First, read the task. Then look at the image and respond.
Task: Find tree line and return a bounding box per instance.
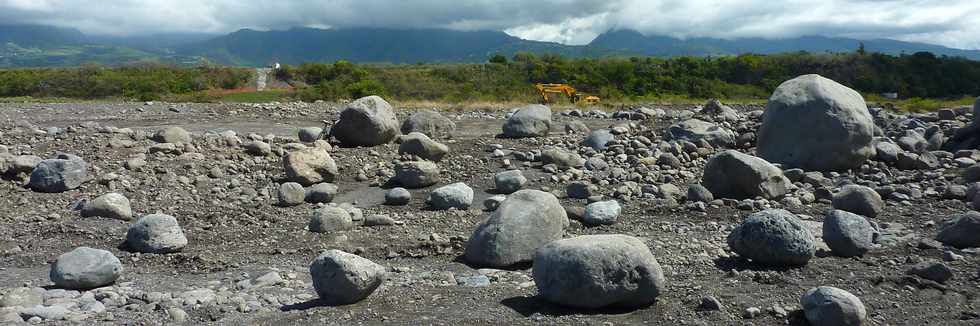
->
[0,51,978,102]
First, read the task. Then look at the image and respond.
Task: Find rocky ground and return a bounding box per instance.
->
[0,92,979,325]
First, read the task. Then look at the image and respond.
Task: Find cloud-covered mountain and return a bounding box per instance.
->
[3,24,980,68]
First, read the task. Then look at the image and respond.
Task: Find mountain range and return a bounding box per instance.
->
[2,24,979,68]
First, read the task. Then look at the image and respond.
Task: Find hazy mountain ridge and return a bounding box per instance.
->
[2,24,979,67]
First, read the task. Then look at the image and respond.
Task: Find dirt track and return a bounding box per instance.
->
[1,101,978,325]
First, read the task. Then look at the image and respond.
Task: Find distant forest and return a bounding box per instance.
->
[1,51,978,103]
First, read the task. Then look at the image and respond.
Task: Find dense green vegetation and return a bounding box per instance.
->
[280,51,980,103]
[0,64,250,101]
[0,51,977,106]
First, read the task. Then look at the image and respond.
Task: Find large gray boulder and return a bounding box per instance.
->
[152,126,191,144]
[401,110,456,139]
[331,96,399,147]
[81,193,133,220]
[757,74,875,171]
[666,119,736,148]
[283,147,338,186]
[49,247,122,290]
[702,150,790,200]
[309,250,386,305]
[28,154,88,193]
[936,211,980,248]
[126,214,188,254]
[392,161,440,188]
[823,210,876,257]
[727,209,816,266]
[800,286,867,326]
[398,132,449,162]
[427,182,474,210]
[832,185,884,218]
[502,105,552,138]
[533,234,666,309]
[464,190,569,267]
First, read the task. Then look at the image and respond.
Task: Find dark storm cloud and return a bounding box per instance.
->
[1,0,977,49]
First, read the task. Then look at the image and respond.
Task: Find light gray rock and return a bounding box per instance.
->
[936,211,980,248]
[564,121,590,134]
[533,234,665,309]
[305,183,338,204]
[283,147,338,186]
[28,154,88,193]
[582,129,615,151]
[401,110,456,139]
[243,141,272,156]
[666,119,736,148]
[6,155,41,177]
[465,190,569,267]
[502,104,552,138]
[493,170,526,194]
[49,247,122,290]
[727,209,816,266]
[832,185,884,218]
[126,214,187,254]
[18,305,69,321]
[392,161,440,188]
[277,182,306,206]
[801,286,867,326]
[703,150,790,200]
[363,214,396,226]
[582,200,621,226]
[152,126,191,144]
[427,182,474,210]
[398,132,450,162]
[701,99,741,121]
[823,210,875,257]
[330,95,399,147]
[384,187,411,205]
[309,250,386,305]
[540,148,584,169]
[81,193,132,220]
[757,74,875,171]
[0,287,43,308]
[308,206,353,233]
[297,127,323,142]
[874,141,900,164]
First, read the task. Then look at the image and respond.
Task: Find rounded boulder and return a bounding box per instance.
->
[757,74,875,171]
[533,234,666,309]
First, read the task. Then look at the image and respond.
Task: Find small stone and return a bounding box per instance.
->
[277,182,306,207]
[907,261,953,283]
[309,250,386,305]
[304,183,338,204]
[384,187,411,205]
[126,214,188,254]
[81,193,133,220]
[309,206,353,233]
[427,182,474,210]
[494,170,527,194]
[801,286,867,326]
[698,296,722,311]
[582,200,621,226]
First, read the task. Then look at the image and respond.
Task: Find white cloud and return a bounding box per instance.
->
[1,0,978,49]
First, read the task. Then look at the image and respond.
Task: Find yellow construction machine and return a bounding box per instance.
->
[534,83,600,105]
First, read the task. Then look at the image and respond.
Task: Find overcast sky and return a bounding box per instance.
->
[2,0,979,49]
